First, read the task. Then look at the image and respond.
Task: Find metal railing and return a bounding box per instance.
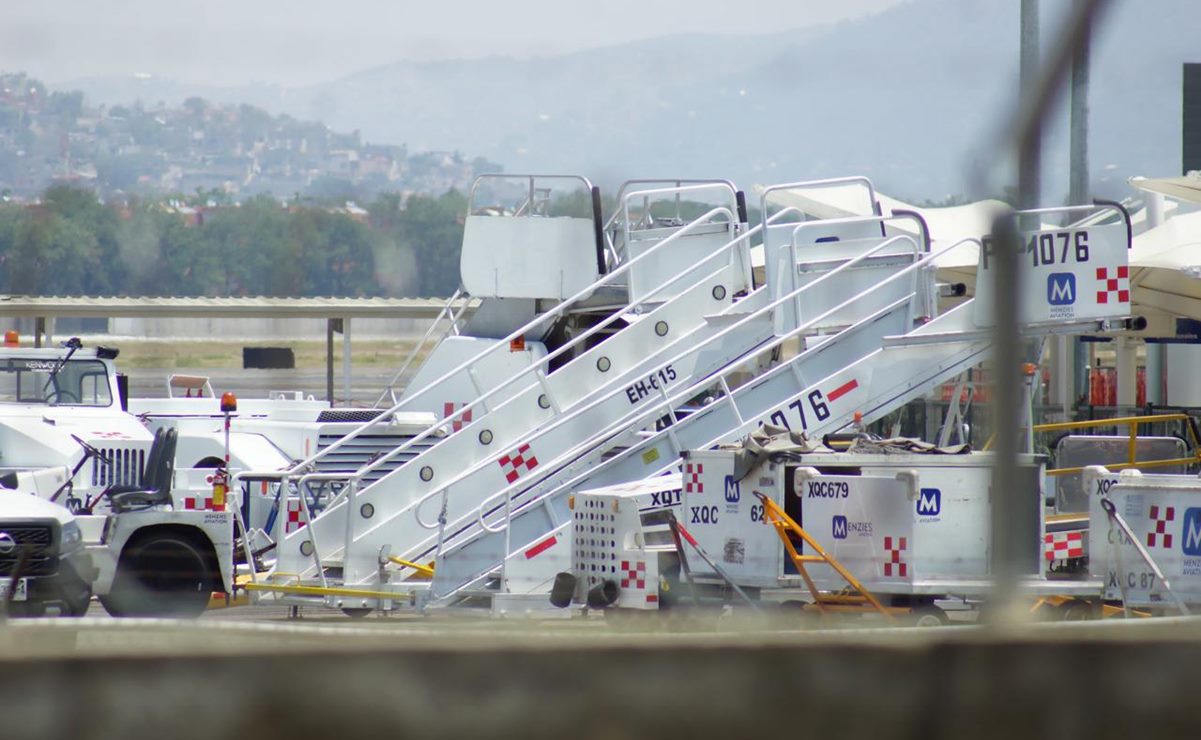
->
[1036,413,1201,476]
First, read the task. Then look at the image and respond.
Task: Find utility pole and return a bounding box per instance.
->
[1067,0,1092,414]
[1018,0,1041,210]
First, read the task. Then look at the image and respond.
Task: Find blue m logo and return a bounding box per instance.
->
[917,488,941,516]
[723,475,740,504]
[1183,508,1201,556]
[832,515,847,539]
[1047,273,1076,306]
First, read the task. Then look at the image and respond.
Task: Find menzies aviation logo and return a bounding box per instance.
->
[832,515,848,540]
[723,475,741,504]
[1047,273,1076,306]
[1183,508,1201,557]
[917,488,941,517]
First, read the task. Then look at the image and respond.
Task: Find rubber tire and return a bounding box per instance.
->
[341,608,373,619]
[910,605,949,628]
[100,534,212,618]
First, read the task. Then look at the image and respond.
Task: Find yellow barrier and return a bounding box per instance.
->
[986,413,1201,476]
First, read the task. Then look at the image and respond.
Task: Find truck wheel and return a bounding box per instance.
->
[910,605,949,627]
[341,608,373,618]
[100,533,212,618]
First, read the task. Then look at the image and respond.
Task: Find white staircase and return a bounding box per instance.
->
[265,178,938,601]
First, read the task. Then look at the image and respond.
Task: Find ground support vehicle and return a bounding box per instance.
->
[1085,465,1201,614]
[0,339,239,617]
[246,176,768,611]
[0,488,95,617]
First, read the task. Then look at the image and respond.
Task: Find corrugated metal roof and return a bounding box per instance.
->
[0,295,478,319]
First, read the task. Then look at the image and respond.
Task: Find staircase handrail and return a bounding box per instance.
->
[372,288,471,408]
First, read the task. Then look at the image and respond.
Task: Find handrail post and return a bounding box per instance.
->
[429,489,450,600]
[344,477,358,574]
[500,491,512,594]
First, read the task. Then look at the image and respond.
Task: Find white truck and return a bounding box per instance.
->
[0,337,235,616]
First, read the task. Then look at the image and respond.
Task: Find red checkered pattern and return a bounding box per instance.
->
[1147,505,1175,548]
[285,498,308,534]
[182,496,215,511]
[620,560,647,590]
[442,402,473,432]
[497,443,539,484]
[684,462,703,493]
[1095,266,1130,304]
[883,536,908,577]
[1044,531,1085,561]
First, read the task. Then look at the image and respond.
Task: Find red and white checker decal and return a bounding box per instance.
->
[182,496,215,511]
[442,402,473,432]
[883,536,908,577]
[684,462,703,493]
[91,431,131,439]
[1147,505,1175,548]
[826,378,859,403]
[497,443,539,484]
[1044,531,1085,561]
[285,498,308,534]
[1095,266,1130,304]
[620,560,647,590]
[523,535,557,560]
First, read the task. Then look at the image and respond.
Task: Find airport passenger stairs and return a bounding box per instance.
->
[265,178,768,590]
[266,180,946,603]
[417,203,1141,608]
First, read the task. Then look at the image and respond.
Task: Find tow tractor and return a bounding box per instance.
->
[0,332,235,616]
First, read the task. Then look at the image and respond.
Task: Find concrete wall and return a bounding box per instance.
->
[2,619,1201,740]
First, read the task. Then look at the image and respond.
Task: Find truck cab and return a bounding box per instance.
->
[0,339,152,513]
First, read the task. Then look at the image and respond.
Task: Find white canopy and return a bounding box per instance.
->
[1127,209,1201,321]
[1129,173,1201,205]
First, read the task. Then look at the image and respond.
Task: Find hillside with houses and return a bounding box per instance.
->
[0,72,501,202]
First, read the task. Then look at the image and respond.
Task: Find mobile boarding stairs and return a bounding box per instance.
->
[242,179,1137,614]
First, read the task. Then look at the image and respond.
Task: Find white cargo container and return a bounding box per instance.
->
[680,447,1078,600]
[1086,466,1201,609]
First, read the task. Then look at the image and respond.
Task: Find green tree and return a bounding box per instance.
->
[393,189,466,296]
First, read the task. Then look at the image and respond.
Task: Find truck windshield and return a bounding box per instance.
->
[0,358,114,407]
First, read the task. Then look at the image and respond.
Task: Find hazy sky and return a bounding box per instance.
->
[2,0,907,87]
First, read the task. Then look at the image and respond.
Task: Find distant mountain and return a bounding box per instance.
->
[64,0,1201,203]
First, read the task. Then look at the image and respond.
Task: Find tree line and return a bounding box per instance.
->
[0,186,468,298]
